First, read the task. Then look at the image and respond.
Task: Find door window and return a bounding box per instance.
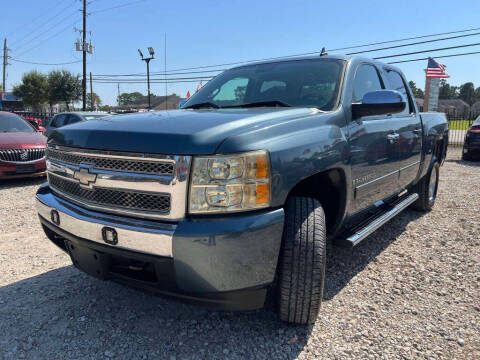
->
[353,65,384,103]
[385,70,411,114]
[51,114,67,127]
[65,114,82,125]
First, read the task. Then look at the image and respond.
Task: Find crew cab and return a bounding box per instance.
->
[36,55,448,324]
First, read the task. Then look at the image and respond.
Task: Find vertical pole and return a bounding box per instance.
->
[164,33,167,110]
[89,72,93,111]
[423,77,431,112]
[117,83,120,106]
[146,59,151,110]
[82,0,87,111]
[2,38,7,93]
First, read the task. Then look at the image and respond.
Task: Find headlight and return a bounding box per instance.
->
[189,150,271,214]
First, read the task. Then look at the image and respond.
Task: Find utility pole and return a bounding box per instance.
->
[2,38,8,92]
[117,83,120,106]
[164,33,167,110]
[138,47,154,110]
[82,0,87,111]
[89,72,93,111]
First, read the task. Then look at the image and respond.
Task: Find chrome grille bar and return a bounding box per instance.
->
[0,148,46,163]
[46,146,191,220]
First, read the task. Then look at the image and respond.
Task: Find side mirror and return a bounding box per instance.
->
[38,126,46,133]
[178,99,188,109]
[352,90,406,119]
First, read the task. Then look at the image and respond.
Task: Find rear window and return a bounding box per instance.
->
[82,114,108,121]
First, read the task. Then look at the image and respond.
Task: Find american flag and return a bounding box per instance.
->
[426,58,450,78]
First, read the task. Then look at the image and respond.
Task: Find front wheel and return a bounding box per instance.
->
[412,161,440,211]
[277,197,327,325]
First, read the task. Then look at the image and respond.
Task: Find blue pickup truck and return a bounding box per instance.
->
[37,55,448,324]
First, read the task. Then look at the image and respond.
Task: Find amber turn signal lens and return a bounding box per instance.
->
[256,183,270,205]
[256,155,268,179]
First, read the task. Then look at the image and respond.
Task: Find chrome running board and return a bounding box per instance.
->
[338,193,419,247]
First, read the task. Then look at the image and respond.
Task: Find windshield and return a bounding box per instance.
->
[0,113,35,133]
[82,114,108,121]
[183,59,344,111]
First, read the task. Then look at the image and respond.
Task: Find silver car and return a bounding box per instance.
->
[45,112,110,136]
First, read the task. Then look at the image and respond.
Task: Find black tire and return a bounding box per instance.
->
[462,146,472,161]
[412,161,440,211]
[277,197,326,325]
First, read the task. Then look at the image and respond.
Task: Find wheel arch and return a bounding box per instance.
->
[286,168,347,236]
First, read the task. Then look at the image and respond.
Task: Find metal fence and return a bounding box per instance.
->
[445,110,480,147]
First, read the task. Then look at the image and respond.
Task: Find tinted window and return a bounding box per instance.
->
[385,70,410,114]
[65,115,82,125]
[184,59,344,111]
[0,113,35,133]
[51,114,67,127]
[353,65,383,103]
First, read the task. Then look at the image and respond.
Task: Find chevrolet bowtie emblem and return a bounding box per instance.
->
[73,167,97,189]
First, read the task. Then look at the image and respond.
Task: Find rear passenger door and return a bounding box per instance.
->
[348,64,402,213]
[383,68,422,190]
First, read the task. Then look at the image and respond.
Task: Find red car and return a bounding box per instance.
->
[0,111,47,179]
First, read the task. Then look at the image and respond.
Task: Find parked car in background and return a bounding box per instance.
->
[44,112,110,136]
[22,116,46,133]
[0,111,47,179]
[462,116,480,160]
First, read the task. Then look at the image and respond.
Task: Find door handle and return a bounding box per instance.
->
[386,133,400,141]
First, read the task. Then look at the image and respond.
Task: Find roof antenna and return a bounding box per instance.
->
[320,47,328,56]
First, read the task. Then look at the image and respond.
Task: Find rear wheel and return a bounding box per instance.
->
[462,146,472,161]
[412,161,440,211]
[277,197,326,325]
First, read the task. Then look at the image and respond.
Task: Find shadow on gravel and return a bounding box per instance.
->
[324,209,426,301]
[0,177,45,190]
[0,265,311,359]
[445,159,480,166]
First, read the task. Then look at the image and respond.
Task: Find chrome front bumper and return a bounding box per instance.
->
[36,187,175,257]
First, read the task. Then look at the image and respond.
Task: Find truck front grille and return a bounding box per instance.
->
[46,148,174,175]
[46,146,191,220]
[49,174,171,213]
[0,148,45,163]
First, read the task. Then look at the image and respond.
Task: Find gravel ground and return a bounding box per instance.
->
[0,148,479,360]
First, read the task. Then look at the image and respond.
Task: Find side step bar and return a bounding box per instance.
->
[337,193,419,247]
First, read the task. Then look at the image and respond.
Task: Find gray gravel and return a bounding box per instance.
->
[0,148,479,360]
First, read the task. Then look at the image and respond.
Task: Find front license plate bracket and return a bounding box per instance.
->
[65,240,111,280]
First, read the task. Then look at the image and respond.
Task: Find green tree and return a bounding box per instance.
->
[12,71,48,111]
[438,79,458,100]
[474,87,480,104]
[118,91,144,105]
[408,80,424,98]
[87,92,102,109]
[47,70,82,110]
[458,82,475,105]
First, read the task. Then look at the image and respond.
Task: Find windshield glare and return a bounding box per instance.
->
[0,114,35,133]
[184,59,343,111]
[83,114,108,121]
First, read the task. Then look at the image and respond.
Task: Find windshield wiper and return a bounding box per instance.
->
[223,100,292,109]
[184,102,219,109]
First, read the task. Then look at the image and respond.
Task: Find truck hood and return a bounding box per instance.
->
[48,108,319,154]
[0,132,46,149]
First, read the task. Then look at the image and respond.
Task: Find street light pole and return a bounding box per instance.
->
[138,48,154,110]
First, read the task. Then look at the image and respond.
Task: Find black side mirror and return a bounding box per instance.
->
[352,90,406,119]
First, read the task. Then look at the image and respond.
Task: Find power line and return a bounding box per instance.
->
[94,68,227,77]
[10,58,82,65]
[12,11,79,53]
[346,31,480,55]
[8,0,72,45]
[373,42,480,60]
[387,50,480,64]
[89,0,147,14]
[329,26,480,51]
[14,20,80,58]
[10,4,78,49]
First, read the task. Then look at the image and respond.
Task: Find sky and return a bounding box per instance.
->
[1,0,480,106]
